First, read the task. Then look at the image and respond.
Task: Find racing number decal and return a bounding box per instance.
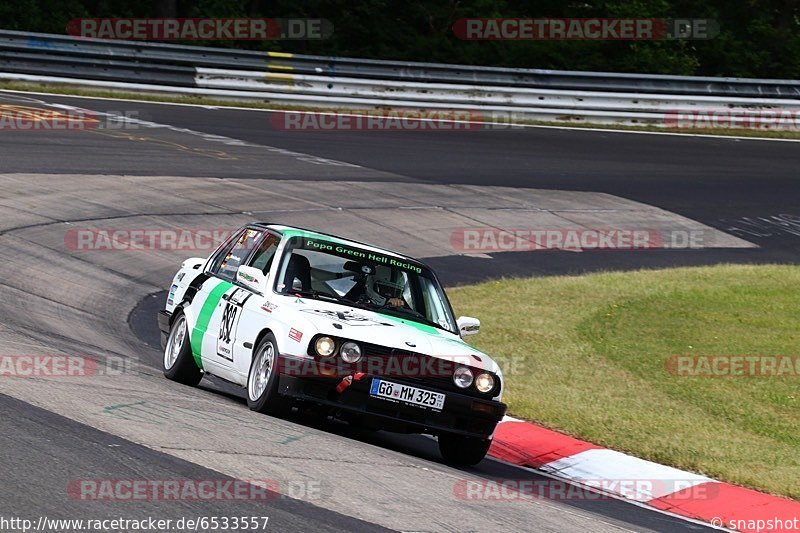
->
[216,301,239,361]
[216,288,250,361]
[219,304,238,340]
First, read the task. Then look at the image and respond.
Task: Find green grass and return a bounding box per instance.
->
[3,80,800,139]
[448,265,800,500]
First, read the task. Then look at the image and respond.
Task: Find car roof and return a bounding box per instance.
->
[252,223,424,265]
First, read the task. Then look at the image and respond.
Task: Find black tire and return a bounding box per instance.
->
[163,311,203,386]
[246,333,289,415]
[438,433,492,466]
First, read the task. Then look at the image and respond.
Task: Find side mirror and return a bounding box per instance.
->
[237,266,269,294]
[457,316,481,336]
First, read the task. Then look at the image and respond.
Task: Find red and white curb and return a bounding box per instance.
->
[488,416,800,532]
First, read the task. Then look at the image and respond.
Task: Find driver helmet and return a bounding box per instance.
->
[365,267,404,305]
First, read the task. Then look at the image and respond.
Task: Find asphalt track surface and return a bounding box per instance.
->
[2,89,797,532]
[3,92,799,281]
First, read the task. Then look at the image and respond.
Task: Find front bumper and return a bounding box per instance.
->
[278,373,507,439]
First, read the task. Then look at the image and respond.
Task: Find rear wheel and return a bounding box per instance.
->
[163,312,202,386]
[438,433,492,465]
[247,333,289,415]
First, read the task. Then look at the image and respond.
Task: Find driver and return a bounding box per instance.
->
[364,268,407,308]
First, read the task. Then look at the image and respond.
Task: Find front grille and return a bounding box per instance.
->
[360,342,499,399]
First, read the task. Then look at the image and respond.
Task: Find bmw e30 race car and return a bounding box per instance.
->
[158,223,506,464]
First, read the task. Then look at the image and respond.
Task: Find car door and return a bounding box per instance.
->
[192,227,263,379]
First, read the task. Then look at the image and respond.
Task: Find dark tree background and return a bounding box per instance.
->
[1,0,798,78]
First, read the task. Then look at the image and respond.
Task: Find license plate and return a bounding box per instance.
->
[370,378,445,411]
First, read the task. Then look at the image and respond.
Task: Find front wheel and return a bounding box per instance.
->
[163,312,203,386]
[438,433,492,465]
[247,333,289,415]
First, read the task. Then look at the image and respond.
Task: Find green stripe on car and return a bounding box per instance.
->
[190,280,234,368]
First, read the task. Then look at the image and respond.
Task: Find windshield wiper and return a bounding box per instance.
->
[391,307,441,327]
[289,289,341,302]
[326,296,454,333]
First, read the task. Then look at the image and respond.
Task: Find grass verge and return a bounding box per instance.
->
[2,81,800,140]
[448,264,800,500]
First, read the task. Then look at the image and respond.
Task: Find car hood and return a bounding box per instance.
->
[288,298,499,374]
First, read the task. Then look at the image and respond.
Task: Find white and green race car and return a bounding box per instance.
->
[158,224,506,464]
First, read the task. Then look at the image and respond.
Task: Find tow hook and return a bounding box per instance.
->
[335,372,366,394]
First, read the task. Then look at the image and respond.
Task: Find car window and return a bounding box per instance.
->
[212,228,263,281]
[279,249,344,293]
[274,237,457,333]
[207,228,245,275]
[249,232,281,274]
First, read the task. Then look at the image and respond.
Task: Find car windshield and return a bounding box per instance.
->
[274,236,457,334]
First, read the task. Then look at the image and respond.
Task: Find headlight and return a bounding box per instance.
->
[453,366,474,388]
[315,336,336,357]
[340,341,362,363]
[474,372,495,393]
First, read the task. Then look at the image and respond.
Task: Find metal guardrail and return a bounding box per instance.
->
[1,29,799,126]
